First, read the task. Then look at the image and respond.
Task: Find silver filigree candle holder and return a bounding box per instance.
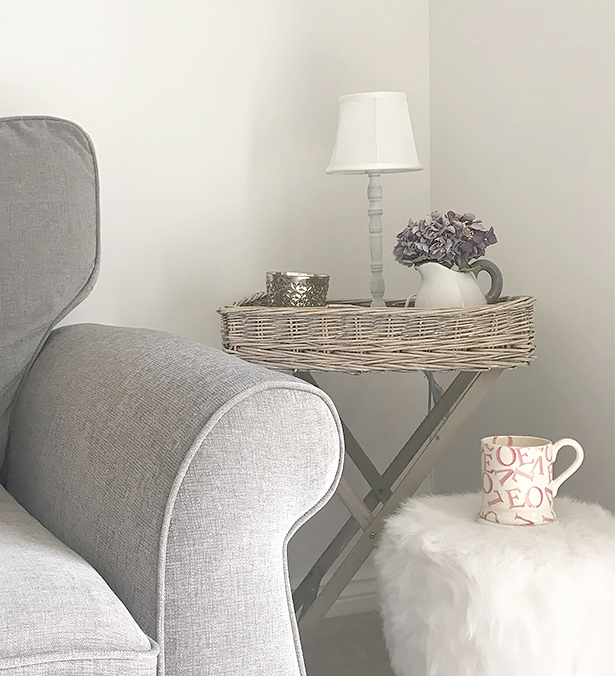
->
[266,271,330,307]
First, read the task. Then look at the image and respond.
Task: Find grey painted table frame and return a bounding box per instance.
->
[292,368,503,643]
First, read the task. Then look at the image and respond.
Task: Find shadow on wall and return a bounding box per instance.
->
[107,0,428,345]
[246,6,353,293]
[246,0,427,303]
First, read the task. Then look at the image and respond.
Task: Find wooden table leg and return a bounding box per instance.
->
[293,371,478,614]
[296,369,502,642]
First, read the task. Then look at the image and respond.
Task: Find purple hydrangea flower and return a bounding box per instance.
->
[393,210,497,271]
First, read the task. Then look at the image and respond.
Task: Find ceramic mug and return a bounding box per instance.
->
[478,435,584,525]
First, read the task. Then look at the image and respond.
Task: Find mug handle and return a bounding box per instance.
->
[470,259,503,304]
[551,438,584,496]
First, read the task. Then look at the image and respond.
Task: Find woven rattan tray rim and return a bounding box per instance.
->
[218,294,535,316]
[218,294,536,373]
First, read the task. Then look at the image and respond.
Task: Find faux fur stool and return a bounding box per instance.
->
[375,493,615,676]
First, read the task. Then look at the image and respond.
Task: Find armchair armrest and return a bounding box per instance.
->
[5,324,343,676]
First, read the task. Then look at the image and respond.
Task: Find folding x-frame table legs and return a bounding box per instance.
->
[293,369,503,643]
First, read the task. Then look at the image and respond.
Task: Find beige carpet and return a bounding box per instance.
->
[303,611,395,676]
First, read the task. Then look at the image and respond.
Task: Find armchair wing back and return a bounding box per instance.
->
[0,116,345,676]
[0,117,99,469]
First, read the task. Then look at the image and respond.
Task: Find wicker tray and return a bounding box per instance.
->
[218,294,536,373]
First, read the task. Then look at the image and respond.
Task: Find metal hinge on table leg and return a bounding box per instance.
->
[294,565,325,619]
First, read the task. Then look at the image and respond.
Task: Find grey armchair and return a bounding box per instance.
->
[0,117,344,676]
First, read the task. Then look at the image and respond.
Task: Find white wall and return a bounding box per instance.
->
[430,0,615,511]
[0,0,431,611]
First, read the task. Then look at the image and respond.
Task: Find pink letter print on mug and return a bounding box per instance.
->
[479,435,584,526]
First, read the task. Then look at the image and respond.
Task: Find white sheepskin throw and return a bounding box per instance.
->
[375,493,615,676]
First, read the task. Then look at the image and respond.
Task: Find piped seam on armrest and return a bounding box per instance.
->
[155,379,344,676]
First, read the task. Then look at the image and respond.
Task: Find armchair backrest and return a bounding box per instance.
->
[0,117,99,471]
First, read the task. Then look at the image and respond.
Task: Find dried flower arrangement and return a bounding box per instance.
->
[393,211,497,272]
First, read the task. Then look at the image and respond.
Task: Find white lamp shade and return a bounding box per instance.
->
[326,91,423,174]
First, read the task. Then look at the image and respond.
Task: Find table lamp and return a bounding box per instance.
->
[326,92,423,307]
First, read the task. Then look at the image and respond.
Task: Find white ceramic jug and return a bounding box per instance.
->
[414,260,503,309]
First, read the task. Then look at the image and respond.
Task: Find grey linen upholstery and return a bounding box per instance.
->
[0,117,99,470]
[0,115,343,675]
[5,323,344,676]
[0,485,158,676]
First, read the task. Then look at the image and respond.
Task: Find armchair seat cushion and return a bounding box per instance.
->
[0,486,158,676]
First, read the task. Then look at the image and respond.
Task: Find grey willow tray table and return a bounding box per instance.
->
[218,296,536,641]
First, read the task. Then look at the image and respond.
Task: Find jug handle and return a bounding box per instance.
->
[469,259,503,304]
